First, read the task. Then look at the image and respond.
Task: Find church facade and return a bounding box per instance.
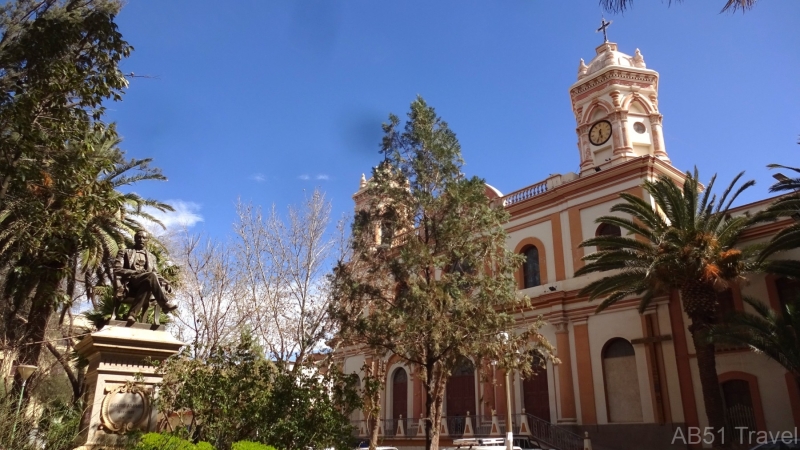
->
[337,41,799,450]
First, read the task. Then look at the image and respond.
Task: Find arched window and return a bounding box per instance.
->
[602,338,643,423]
[596,223,621,238]
[392,368,408,422]
[522,246,541,288]
[595,223,621,251]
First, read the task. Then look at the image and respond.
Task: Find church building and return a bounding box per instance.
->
[336,38,799,450]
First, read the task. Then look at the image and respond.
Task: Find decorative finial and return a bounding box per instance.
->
[633,48,646,68]
[578,58,588,79]
[359,173,366,188]
[596,17,612,43]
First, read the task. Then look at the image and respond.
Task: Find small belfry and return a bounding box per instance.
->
[570,32,668,175]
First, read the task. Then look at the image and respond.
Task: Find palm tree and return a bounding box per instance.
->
[0,128,172,399]
[600,0,757,14]
[575,169,756,449]
[709,295,800,393]
[754,163,800,278]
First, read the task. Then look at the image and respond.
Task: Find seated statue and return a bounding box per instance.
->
[113,230,178,325]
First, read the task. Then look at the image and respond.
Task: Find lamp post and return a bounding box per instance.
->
[11,364,37,443]
[505,368,513,450]
[497,332,514,450]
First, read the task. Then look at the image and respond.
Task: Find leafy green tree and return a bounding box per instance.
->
[600,0,757,14]
[0,0,168,397]
[575,170,755,449]
[0,128,171,400]
[157,332,359,450]
[0,0,130,208]
[329,97,553,450]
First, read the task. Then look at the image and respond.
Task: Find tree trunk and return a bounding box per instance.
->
[425,362,446,450]
[369,413,380,450]
[14,269,60,396]
[683,283,730,449]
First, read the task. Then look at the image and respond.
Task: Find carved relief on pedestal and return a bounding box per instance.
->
[100,384,152,434]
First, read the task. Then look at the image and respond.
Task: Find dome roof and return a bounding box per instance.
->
[577,42,647,80]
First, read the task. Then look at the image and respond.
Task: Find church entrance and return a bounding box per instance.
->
[446,359,476,436]
[721,379,757,433]
[522,355,550,422]
[392,367,408,433]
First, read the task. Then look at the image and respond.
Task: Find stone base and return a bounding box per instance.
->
[74,320,184,449]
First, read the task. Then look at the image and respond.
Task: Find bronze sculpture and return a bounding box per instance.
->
[112,230,178,324]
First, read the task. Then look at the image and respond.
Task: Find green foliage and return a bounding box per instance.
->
[575,168,757,447]
[0,393,82,450]
[329,96,553,449]
[35,399,83,449]
[576,169,757,315]
[710,294,800,378]
[157,332,359,450]
[0,1,176,394]
[755,156,800,277]
[231,441,277,450]
[134,433,213,450]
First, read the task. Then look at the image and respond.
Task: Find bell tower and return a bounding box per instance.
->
[569,37,669,175]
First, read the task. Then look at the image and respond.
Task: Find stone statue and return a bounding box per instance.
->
[577,58,588,79]
[113,230,178,325]
[633,48,646,68]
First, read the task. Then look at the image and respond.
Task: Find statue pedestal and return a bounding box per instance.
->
[74,320,184,450]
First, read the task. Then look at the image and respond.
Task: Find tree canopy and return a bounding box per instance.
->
[329,96,553,450]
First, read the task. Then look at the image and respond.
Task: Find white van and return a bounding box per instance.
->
[449,438,523,450]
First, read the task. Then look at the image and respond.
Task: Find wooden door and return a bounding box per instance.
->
[523,362,550,421]
[446,362,476,417]
[392,368,408,420]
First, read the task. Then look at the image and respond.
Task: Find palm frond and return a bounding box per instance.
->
[760,260,800,279]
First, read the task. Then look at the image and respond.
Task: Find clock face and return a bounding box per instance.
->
[589,120,612,146]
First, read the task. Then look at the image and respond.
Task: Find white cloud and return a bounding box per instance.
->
[141,200,203,233]
[316,174,330,180]
[298,174,310,180]
[250,173,266,183]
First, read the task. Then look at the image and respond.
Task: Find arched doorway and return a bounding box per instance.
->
[721,379,757,432]
[602,338,643,423]
[392,367,408,426]
[446,359,476,416]
[522,353,550,421]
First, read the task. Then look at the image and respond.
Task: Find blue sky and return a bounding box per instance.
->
[107,1,800,238]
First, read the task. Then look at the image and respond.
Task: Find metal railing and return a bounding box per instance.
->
[351,413,584,450]
[522,413,584,450]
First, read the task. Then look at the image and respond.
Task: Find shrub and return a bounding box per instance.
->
[134,432,215,450]
[232,441,277,450]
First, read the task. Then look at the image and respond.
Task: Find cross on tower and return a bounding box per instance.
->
[596,17,613,43]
